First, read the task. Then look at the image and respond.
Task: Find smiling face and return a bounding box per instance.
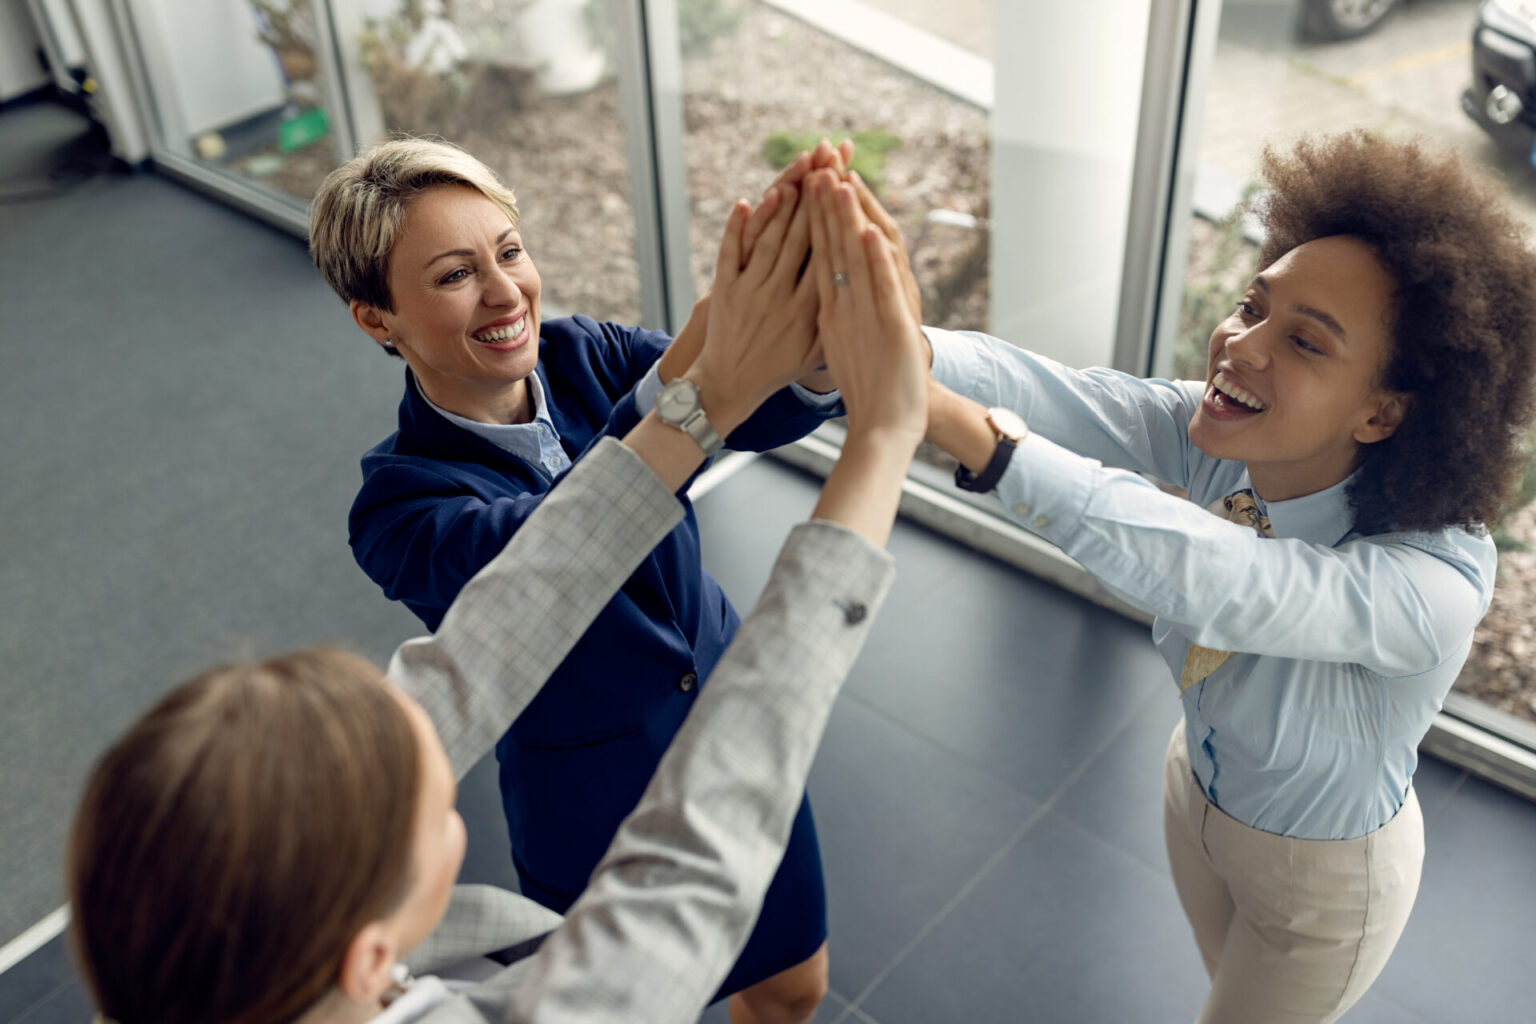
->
[1186,234,1409,501]
[351,184,541,425]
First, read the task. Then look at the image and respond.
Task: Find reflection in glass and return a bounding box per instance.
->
[344,0,642,322]
[122,0,341,201]
[677,0,992,333]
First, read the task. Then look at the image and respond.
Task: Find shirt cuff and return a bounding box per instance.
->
[926,325,983,400]
[788,380,843,410]
[633,361,664,418]
[992,433,1096,548]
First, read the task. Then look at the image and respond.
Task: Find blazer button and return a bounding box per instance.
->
[678,671,698,692]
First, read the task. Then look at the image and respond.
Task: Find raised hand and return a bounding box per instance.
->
[741,138,855,263]
[844,169,923,330]
[808,171,927,447]
[684,181,819,435]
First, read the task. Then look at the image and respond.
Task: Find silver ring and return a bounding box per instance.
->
[832,271,849,286]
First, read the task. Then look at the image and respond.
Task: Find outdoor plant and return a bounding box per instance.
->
[1492,426,1536,553]
[762,129,901,193]
[358,0,536,137]
[679,0,745,55]
[1174,184,1260,382]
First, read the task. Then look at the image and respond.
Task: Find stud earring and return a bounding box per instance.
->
[383,338,395,349]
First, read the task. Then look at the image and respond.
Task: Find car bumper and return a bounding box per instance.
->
[1464,7,1536,157]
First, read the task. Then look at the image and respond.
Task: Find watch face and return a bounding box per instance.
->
[989,407,1027,440]
[658,381,698,421]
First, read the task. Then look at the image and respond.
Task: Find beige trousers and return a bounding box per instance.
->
[1161,724,1423,1024]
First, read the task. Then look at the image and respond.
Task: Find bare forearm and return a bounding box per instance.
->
[811,429,918,547]
[926,381,995,475]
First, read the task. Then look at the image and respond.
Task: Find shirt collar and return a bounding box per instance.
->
[414,374,557,460]
[1250,473,1356,546]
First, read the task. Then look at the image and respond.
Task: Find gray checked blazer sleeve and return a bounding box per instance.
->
[388,437,682,976]
[479,519,896,1024]
[386,436,683,780]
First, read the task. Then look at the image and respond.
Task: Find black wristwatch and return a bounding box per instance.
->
[954,406,1028,493]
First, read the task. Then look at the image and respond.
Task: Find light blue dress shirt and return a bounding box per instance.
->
[423,364,841,476]
[420,372,573,477]
[929,327,1496,840]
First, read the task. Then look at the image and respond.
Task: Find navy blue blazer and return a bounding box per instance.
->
[350,315,838,904]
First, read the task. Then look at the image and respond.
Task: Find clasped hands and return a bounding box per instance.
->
[665,140,933,456]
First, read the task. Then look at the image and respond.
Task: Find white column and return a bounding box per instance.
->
[989,0,1152,369]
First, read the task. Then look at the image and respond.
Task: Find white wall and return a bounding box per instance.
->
[0,0,48,100]
[130,0,285,138]
[989,0,1153,369]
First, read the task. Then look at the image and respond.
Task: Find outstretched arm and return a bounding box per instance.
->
[388,189,836,776]
[497,164,928,1024]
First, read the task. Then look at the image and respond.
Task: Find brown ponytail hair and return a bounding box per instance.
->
[66,647,422,1024]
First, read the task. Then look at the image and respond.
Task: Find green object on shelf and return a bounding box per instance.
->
[278,107,329,152]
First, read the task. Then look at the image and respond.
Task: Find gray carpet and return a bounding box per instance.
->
[0,100,423,942]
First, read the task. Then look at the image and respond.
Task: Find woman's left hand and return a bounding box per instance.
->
[808,171,927,447]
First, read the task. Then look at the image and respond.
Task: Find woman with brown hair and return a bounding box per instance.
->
[66,172,931,1024]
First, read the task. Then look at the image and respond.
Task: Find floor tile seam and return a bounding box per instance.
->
[1422,765,1469,826]
[836,690,1042,803]
[837,798,1055,1018]
[838,686,1171,1018]
[6,976,73,1024]
[1046,686,1181,873]
[1361,990,1434,1024]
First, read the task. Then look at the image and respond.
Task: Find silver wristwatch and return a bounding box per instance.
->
[655,377,723,456]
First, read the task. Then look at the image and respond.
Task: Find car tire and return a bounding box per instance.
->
[1301,0,1402,40]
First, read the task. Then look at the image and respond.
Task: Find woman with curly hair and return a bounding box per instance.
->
[898,131,1536,1021]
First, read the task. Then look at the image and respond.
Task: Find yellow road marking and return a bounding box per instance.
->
[1345,40,1471,88]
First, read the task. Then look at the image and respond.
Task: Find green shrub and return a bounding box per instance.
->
[762,129,901,193]
[679,0,744,54]
[1174,185,1260,382]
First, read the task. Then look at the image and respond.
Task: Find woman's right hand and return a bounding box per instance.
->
[685,180,820,435]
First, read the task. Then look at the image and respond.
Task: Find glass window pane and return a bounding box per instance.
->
[121,0,344,201]
[337,0,644,321]
[676,0,992,333]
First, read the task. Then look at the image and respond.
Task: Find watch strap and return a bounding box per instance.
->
[678,408,723,457]
[954,435,1018,493]
[656,378,723,457]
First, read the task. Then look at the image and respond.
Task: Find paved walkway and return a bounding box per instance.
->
[1201,0,1536,231]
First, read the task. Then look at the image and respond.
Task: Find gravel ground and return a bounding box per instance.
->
[1463,501,1536,723]
[232,0,991,331]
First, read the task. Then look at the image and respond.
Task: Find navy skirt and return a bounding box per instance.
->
[511,789,828,997]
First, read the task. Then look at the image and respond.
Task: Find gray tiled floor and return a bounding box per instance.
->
[4,99,1535,1024]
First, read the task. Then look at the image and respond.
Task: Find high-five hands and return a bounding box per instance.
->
[800,168,928,545]
[682,176,820,437]
[807,171,927,447]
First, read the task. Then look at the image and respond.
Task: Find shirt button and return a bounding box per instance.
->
[842,601,867,625]
[677,671,698,693]
[1012,502,1031,516]
[1032,514,1049,528]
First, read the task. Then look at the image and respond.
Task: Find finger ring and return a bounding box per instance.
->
[832,271,849,286]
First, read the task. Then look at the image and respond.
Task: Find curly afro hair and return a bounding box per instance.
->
[1253,131,1536,534]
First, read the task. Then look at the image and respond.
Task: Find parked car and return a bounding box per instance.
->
[1462,0,1536,163]
[1223,0,1404,43]
[1300,0,1404,40]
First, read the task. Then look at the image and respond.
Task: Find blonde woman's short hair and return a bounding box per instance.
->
[308,137,520,313]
